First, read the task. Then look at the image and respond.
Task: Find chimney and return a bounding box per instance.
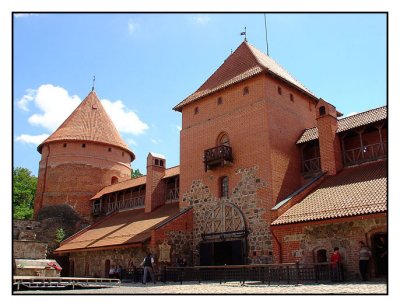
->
[145,153,166,213]
[316,99,343,175]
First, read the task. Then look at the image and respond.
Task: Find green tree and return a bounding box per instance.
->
[13,167,37,220]
[55,228,66,243]
[131,168,143,178]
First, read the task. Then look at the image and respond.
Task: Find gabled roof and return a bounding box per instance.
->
[90,166,180,200]
[271,161,387,225]
[91,176,146,200]
[37,91,134,160]
[173,41,316,111]
[55,203,179,253]
[297,106,387,144]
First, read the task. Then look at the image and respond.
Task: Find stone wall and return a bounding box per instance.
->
[14,241,48,259]
[70,247,148,278]
[183,166,271,265]
[271,214,387,280]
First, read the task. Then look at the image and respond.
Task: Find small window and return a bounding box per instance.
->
[243,87,249,95]
[111,176,118,184]
[218,133,230,147]
[220,176,229,198]
[319,106,326,116]
[82,143,86,148]
[155,159,159,166]
[217,97,223,105]
[63,143,67,148]
[160,160,164,167]
[278,86,282,95]
[290,93,294,102]
[108,148,112,152]
[194,106,199,114]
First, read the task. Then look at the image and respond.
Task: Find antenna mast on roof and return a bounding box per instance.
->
[91,75,96,92]
[264,14,270,56]
[240,27,247,41]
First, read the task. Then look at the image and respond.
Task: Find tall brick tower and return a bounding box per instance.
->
[33,90,134,227]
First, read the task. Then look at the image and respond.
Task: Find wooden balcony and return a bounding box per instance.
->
[203,145,233,171]
[301,157,321,177]
[344,142,387,166]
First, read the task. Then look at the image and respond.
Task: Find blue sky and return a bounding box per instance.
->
[13,13,387,176]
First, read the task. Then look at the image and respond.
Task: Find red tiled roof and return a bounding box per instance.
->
[37,91,134,160]
[271,161,387,225]
[164,166,180,178]
[297,106,387,144]
[173,41,316,111]
[55,203,179,253]
[90,166,180,200]
[91,176,146,200]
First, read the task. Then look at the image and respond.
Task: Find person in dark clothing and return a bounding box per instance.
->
[141,253,156,284]
[359,241,372,281]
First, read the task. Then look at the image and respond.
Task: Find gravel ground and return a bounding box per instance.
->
[14,280,387,295]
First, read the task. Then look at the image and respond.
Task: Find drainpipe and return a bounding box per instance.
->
[270,227,282,264]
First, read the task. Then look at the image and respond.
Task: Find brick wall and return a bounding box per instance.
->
[14,241,48,259]
[271,213,387,280]
[34,141,132,222]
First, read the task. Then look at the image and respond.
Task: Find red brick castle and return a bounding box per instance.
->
[32,41,386,280]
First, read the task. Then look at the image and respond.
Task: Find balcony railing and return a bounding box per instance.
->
[104,196,145,215]
[166,188,179,203]
[344,142,387,166]
[301,157,321,176]
[203,145,233,171]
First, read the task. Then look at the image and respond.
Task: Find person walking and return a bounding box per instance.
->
[141,253,156,285]
[359,241,372,281]
[330,247,342,282]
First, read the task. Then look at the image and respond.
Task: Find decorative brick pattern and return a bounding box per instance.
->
[183,166,271,264]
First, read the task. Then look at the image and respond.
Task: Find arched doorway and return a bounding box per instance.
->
[371,232,388,277]
[199,203,247,266]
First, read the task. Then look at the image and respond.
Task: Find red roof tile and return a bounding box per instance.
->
[37,91,134,160]
[271,161,387,225]
[55,203,179,252]
[91,176,146,200]
[173,41,316,111]
[164,166,180,178]
[297,106,387,144]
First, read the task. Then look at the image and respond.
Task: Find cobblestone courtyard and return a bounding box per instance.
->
[16,280,387,294]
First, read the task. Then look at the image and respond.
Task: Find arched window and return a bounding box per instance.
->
[111,176,118,184]
[217,133,230,147]
[319,106,326,116]
[316,249,327,263]
[220,176,229,198]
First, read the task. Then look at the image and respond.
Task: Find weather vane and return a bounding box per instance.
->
[91,75,96,92]
[240,27,247,41]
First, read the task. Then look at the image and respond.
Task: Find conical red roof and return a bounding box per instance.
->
[174,41,316,111]
[37,91,134,161]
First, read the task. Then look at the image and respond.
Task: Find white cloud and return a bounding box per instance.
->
[128,20,138,35]
[101,99,148,135]
[151,139,158,144]
[14,13,38,19]
[126,138,137,146]
[15,134,49,145]
[195,15,211,25]
[17,84,148,137]
[16,89,36,111]
[176,125,182,131]
[26,84,81,131]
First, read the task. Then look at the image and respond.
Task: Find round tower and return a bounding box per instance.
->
[33,91,134,224]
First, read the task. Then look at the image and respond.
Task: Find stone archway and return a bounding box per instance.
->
[203,202,246,236]
[200,203,247,266]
